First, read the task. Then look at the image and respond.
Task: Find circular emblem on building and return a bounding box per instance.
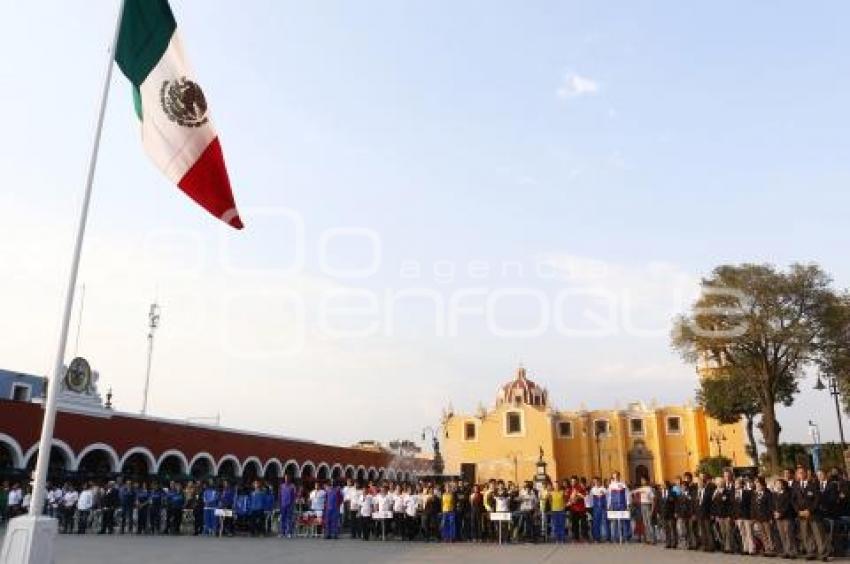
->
[65,357,92,394]
[159,77,209,128]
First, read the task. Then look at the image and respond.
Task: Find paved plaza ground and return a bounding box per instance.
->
[2,534,782,564]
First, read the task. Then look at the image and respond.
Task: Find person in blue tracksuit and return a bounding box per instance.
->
[149,483,164,534]
[135,484,150,535]
[263,486,275,534]
[324,482,342,539]
[589,477,609,542]
[165,483,186,535]
[219,481,235,537]
[202,482,220,536]
[249,481,267,536]
[607,472,631,543]
[235,489,251,533]
[279,475,297,538]
[119,481,136,534]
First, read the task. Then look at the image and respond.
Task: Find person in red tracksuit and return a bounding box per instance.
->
[567,476,587,541]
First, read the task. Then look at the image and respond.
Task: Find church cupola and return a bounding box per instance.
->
[497,365,547,408]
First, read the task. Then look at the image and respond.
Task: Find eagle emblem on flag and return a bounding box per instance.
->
[159,77,209,128]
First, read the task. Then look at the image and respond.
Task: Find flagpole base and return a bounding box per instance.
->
[0,516,57,564]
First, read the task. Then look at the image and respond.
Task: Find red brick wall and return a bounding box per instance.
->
[0,399,393,474]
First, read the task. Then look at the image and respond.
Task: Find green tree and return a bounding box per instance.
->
[763,442,845,471]
[672,263,849,474]
[821,294,850,407]
[697,456,732,478]
[697,369,795,465]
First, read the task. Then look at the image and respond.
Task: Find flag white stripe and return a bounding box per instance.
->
[138,32,217,183]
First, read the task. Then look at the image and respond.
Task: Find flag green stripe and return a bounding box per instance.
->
[115,0,177,87]
[132,85,143,120]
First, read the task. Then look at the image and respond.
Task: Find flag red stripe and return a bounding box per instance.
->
[177,137,243,229]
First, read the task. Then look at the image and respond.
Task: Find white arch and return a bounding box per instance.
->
[343,464,355,477]
[387,468,397,480]
[378,467,386,479]
[216,454,241,476]
[188,452,216,475]
[282,459,300,476]
[156,449,189,475]
[263,458,283,477]
[330,463,343,478]
[75,443,120,473]
[367,466,377,479]
[119,447,157,473]
[24,439,77,471]
[0,433,24,469]
[299,460,316,478]
[356,465,367,478]
[316,462,331,479]
[241,456,262,475]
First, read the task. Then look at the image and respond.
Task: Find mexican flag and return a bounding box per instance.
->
[115,0,243,229]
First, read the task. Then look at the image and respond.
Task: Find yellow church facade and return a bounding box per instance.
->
[442,366,748,485]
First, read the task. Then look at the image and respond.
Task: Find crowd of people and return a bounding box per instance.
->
[1,465,849,560]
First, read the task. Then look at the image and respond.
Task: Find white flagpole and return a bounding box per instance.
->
[28,0,126,517]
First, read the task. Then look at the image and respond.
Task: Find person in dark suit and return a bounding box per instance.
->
[732,476,754,555]
[792,467,829,560]
[751,477,776,556]
[773,478,796,558]
[695,473,716,552]
[710,476,733,553]
[661,480,678,549]
[98,481,119,534]
[817,469,839,518]
[675,472,698,550]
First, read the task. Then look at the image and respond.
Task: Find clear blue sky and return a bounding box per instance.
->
[1,0,848,450]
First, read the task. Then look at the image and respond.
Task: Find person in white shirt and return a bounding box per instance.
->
[493,485,511,540]
[517,482,538,541]
[22,488,32,513]
[342,479,357,534]
[371,485,392,540]
[358,490,374,541]
[635,476,656,544]
[60,483,79,534]
[309,482,326,514]
[8,483,23,518]
[349,486,363,539]
[375,485,393,513]
[392,486,405,539]
[404,489,419,541]
[77,483,95,535]
[48,485,63,519]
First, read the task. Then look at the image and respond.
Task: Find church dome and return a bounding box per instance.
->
[497,365,547,408]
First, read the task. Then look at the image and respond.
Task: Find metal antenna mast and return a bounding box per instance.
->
[141,302,161,415]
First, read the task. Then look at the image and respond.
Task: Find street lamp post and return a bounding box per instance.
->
[814,372,847,449]
[710,431,727,458]
[594,428,603,476]
[506,451,521,484]
[808,420,822,472]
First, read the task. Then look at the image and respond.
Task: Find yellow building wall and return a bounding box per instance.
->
[443,401,557,484]
[443,402,749,485]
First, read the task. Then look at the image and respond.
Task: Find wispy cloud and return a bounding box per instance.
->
[557,73,599,100]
